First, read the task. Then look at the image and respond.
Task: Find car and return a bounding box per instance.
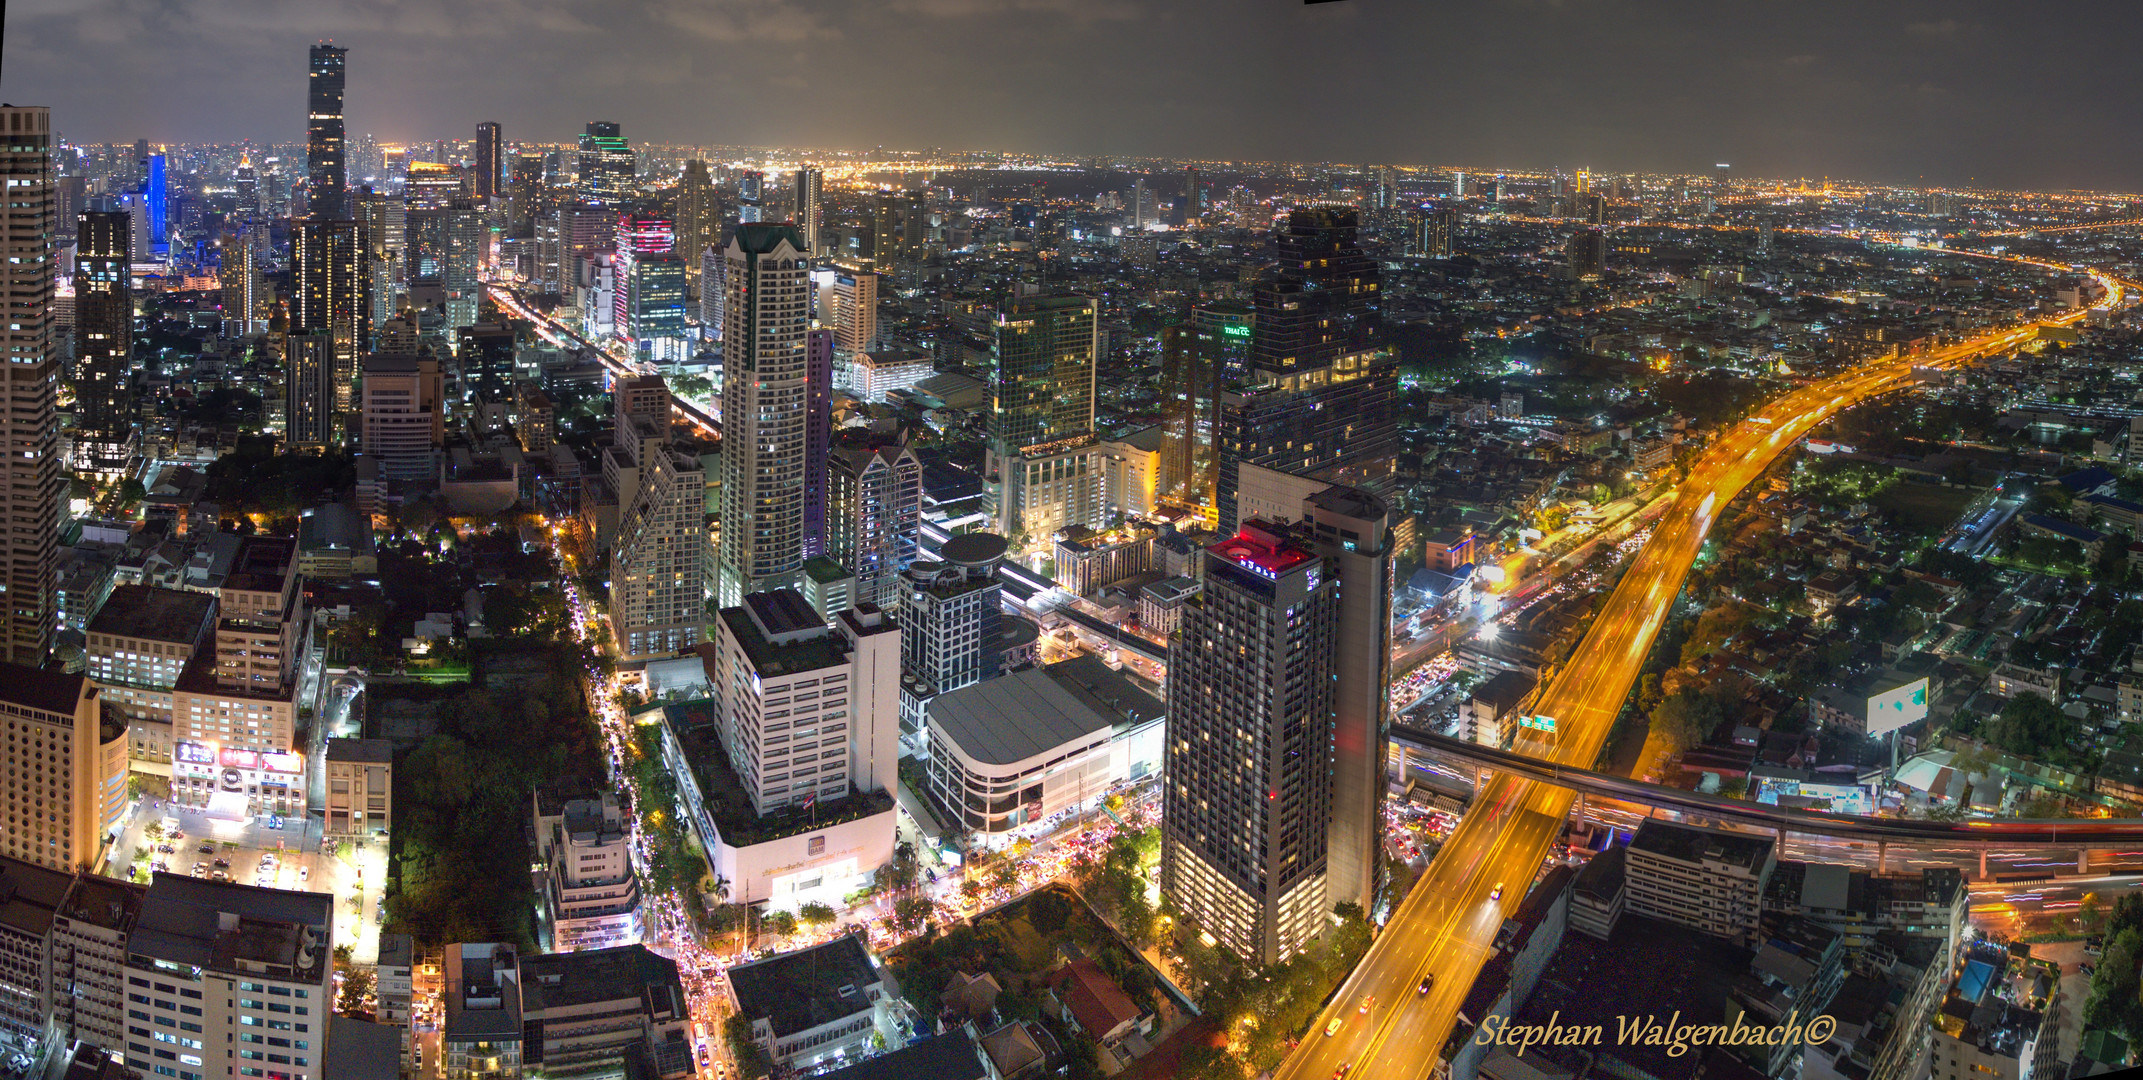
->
[1325,1017,1343,1037]
[199,844,215,855]
[1419,974,1436,996]
[2082,963,2096,976]
[300,867,309,881]
[213,858,230,868]
[1359,996,1374,1015]
[1490,882,1504,902]
[1334,1066,1352,1078]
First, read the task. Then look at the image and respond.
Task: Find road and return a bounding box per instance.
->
[1275,271,2126,1080]
[485,282,722,440]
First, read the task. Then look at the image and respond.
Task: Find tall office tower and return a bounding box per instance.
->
[1159,486,1391,964]
[474,121,502,199]
[610,381,709,661]
[356,186,403,330]
[830,267,877,355]
[1566,227,1607,280]
[1130,178,1153,230]
[121,878,334,1080]
[143,153,168,252]
[55,175,85,244]
[803,328,834,558]
[361,352,444,480]
[284,330,336,449]
[578,121,633,205]
[1157,302,1251,518]
[984,295,1099,533]
[403,161,466,209]
[716,223,812,608]
[792,167,823,255]
[1452,170,1467,198]
[712,590,901,815]
[870,192,921,265]
[674,160,718,295]
[0,105,59,666]
[737,169,764,224]
[1214,208,1396,532]
[233,154,259,220]
[559,204,619,290]
[1493,176,1507,202]
[826,440,922,608]
[698,245,725,340]
[614,213,687,362]
[291,216,368,418]
[1183,165,1202,217]
[444,197,483,330]
[899,532,1006,702]
[1409,207,1458,257]
[509,152,545,238]
[1574,192,1606,225]
[0,664,124,871]
[306,43,349,218]
[72,210,134,477]
[457,322,515,402]
[218,231,267,336]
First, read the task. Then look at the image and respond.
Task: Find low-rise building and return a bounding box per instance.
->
[518,944,693,1079]
[1137,577,1199,638]
[923,656,1163,843]
[444,942,524,1080]
[1624,819,1776,947]
[1463,670,1537,747]
[1763,863,1966,955]
[1930,940,2058,1080]
[725,935,894,1074]
[324,738,393,837]
[1568,844,1625,942]
[530,789,642,952]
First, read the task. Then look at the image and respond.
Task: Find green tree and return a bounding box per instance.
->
[1986,694,2076,760]
[892,896,934,936]
[798,902,835,929]
[1651,688,1725,750]
[2085,928,2143,1041]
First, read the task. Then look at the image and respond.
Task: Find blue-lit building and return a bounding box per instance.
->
[145,153,168,254]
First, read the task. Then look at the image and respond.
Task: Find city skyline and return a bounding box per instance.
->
[12,1,2143,190]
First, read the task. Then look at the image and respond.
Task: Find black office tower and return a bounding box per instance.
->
[475,122,502,200]
[1215,208,1397,531]
[73,211,134,476]
[306,43,348,218]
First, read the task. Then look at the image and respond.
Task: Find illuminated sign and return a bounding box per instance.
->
[1519,715,1557,732]
[1222,324,1251,338]
[219,749,261,771]
[175,742,216,765]
[261,752,304,775]
[1866,677,1930,737]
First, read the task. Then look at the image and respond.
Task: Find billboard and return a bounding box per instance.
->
[1867,677,1930,737]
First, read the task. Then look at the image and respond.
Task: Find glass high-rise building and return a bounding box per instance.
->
[1215,208,1397,532]
[306,43,348,218]
[717,223,813,608]
[73,210,133,477]
[0,105,58,665]
[792,167,823,255]
[291,217,369,421]
[1159,302,1251,521]
[737,170,764,224]
[578,121,632,205]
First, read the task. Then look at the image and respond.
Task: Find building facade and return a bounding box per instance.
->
[717,224,813,607]
[0,105,59,665]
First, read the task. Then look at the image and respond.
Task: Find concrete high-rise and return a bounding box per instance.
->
[444,197,483,330]
[356,186,402,331]
[0,105,59,665]
[578,122,632,205]
[825,439,922,609]
[803,327,833,558]
[712,591,900,816]
[899,532,1007,701]
[291,216,368,420]
[1158,303,1251,520]
[830,266,877,355]
[716,223,812,608]
[474,121,502,200]
[72,209,134,478]
[1158,484,1391,965]
[675,160,718,296]
[306,43,348,218]
[737,169,764,224]
[1215,208,1396,532]
[361,353,444,480]
[509,152,545,239]
[0,663,126,871]
[284,331,336,449]
[792,167,823,255]
[1567,227,1607,280]
[610,378,708,662]
[698,245,725,341]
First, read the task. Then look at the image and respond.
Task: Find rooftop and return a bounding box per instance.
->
[1209,521,1315,577]
[87,584,216,644]
[1629,819,1774,873]
[719,595,847,679]
[58,871,145,933]
[325,737,394,764]
[0,857,75,938]
[727,934,883,1039]
[130,873,332,983]
[814,1032,986,1080]
[0,660,91,715]
[929,667,1117,768]
[325,1016,403,1080]
[518,943,684,1014]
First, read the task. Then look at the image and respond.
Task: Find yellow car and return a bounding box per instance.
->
[1325,1017,1343,1037]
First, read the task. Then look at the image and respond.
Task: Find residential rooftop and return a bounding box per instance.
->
[1629,819,1775,872]
[86,584,216,644]
[727,934,883,1040]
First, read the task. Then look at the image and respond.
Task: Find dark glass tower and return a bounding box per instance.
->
[803,327,834,558]
[306,43,348,218]
[474,121,502,200]
[578,122,632,206]
[73,210,133,475]
[1215,208,1397,531]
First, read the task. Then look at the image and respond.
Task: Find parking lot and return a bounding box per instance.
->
[110,800,392,962]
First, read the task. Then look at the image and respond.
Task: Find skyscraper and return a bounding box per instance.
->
[73,210,134,477]
[985,295,1098,533]
[356,186,402,330]
[803,328,834,559]
[0,105,58,665]
[826,439,922,609]
[610,379,709,662]
[474,121,502,200]
[737,170,764,224]
[792,167,823,255]
[1215,208,1396,532]
[716,223,812,608]
[361,353,444,480]
[1158,485,1391,964]
[698,245,725,341]
[900,533,1007,699]
[1567,227,1607,280]
[444,197,483,330]
[1158,303,1250,519]
[143,153,168,252]
[830,267,878,355]
[1409,207,1458,257]
[291,216,369,419]
[674,160,718,295]
[306,43,348,218]
[509,151,545,238]
[578,122,632,205]
[284,330,336,449]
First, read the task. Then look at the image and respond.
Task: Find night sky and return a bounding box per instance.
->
[6,0,2139,190]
